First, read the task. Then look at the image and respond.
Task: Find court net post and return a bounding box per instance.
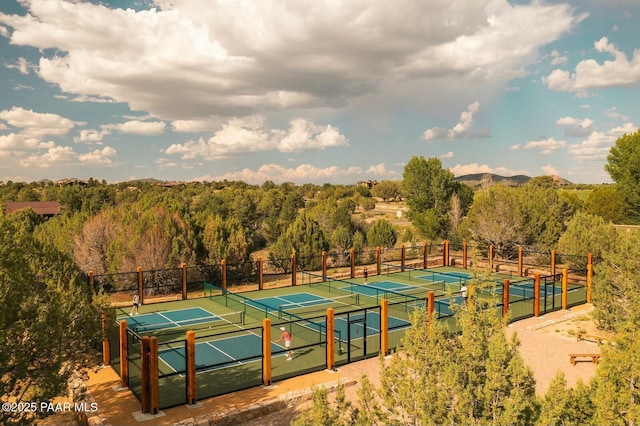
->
[263,318,272,386]
[186,331,196,405]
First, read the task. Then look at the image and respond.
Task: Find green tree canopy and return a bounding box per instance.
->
[582,184,628,224]
[605,128,640,223]
[269,211,328,272]
[366,218,397,249]
[0,210,108,425]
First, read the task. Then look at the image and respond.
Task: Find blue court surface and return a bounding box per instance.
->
[119,307,237,333]
[159,333,285,373]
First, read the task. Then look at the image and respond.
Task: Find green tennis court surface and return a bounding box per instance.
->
[119,307,242,333]
[159,334,286,374]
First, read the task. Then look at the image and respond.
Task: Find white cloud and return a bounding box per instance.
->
[544,37,640,93]
[440,151,454,159]
[166,116,348,160]
[5,57,31,74]
[556,116,594,137]
[422,102,489,141]
[550,50,567,66]
[449,163,529,177]
[171,119,222,133]
[604,107,629,121]
[540,164,559,176]
[567,123,638,161]
[19,145,76,168]
[102,120,166,136]
[195,162,396,184]
[74,129,106,144]
[0,107,79,138]
[0,0,581,120]
[523,137,567,154]
[78,146,116,165]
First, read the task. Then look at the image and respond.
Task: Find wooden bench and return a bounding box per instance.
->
[569,353,601,365]
[577,333,607,345]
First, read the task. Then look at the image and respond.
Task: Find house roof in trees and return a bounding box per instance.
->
[4,201,61,217]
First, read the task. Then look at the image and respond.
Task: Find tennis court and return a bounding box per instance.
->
[159,334,285,374]
[119,307,243,333]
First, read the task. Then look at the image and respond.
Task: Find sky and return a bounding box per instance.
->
[0,0,639,185]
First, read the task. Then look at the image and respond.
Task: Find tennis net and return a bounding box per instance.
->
[302,271,426,304]
[277,293,359,318]
[382,263,469,287]
[133,310,245,343]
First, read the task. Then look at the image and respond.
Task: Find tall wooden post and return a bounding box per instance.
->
[518,247,523,276]
[327,309,335,370]
[376,246,382,275]
[221,259,227,291]
[119,320,128,389]
[551,250,556,276]
[423,242,428,269]
[263,318,272,386]
[141,336,150,413]
[502,279,510,317]
[462,241,467,269]
[562,268,568,310]
[186,331,196,405]
[291,253,297,286]
[442,241,447,267]
[149,337,159,415]
[258,257,264,290]
[587,264,593,303]
[445,240,450,266]
[489,245,494,272]
[181,263,187,300]
[322,251,327,280]
[534,274,541,317]
[380,300,388,356]
[102,312,110,366]
[350,248,355,278]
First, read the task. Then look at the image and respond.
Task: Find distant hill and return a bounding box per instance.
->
[454,173,572,188]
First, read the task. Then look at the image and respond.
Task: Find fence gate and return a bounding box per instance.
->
[540,273,562,315]
[346,314,366,363]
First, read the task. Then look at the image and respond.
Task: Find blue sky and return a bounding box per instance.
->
[0,0,638,185]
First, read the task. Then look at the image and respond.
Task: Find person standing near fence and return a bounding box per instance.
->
[276,327,293,360]
[364,267,368,284]
[130,294,140,316]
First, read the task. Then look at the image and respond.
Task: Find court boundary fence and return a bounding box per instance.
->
[106,261,591,411]
[92,243,598,310]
